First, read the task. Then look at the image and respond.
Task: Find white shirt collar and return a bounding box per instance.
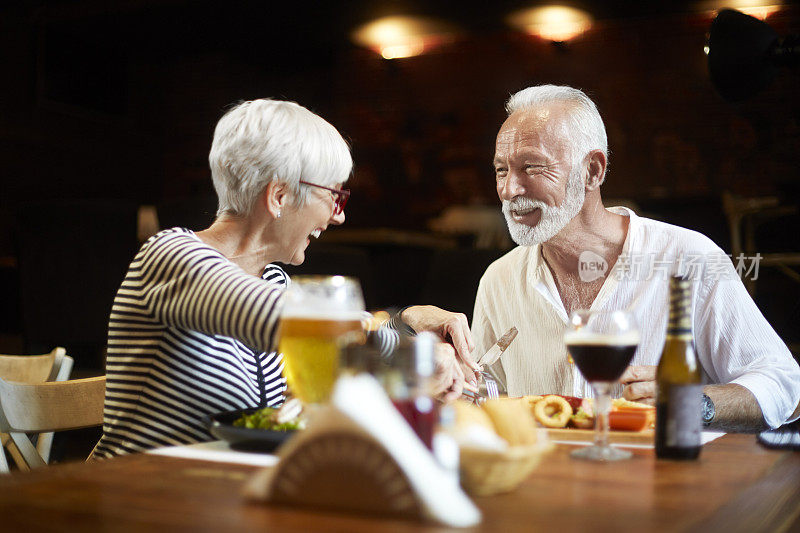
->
[526,206,638,322]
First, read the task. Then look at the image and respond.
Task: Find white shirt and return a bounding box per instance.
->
[471,207,800,428]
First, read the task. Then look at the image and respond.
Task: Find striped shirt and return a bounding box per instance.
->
[92,228,289,458]
[92,228,403,458]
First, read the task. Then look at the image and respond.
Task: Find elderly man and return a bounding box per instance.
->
[471,85,800,431]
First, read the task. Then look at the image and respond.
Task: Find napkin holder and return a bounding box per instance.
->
[243,374,481,528]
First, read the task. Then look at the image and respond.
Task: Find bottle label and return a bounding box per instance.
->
[665,385,702,447]
[665,331,693,341]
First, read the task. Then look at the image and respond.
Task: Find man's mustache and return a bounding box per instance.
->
[502,197,548,214]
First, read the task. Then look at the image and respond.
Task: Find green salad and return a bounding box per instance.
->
[233,407,303,431]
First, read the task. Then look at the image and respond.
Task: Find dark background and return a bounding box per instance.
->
[1,0,799,377]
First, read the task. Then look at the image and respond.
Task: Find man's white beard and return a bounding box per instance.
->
[502,168,586,246]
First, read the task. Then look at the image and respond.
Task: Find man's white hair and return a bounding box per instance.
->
[505,85,608,183]
[209,99,352,216]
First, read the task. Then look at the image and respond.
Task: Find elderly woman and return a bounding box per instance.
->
[92,100,476,458]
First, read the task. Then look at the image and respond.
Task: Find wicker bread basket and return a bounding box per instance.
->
[459,441,554,496]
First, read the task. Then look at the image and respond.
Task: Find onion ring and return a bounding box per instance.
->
[533,395,573,428]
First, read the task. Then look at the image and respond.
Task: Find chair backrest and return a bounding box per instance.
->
[0,376,105,433]
[49,350,74,383]
[0,348,61,383]
[0,347,74,469]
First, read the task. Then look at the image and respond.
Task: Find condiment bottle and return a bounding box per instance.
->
[381,332,439,450]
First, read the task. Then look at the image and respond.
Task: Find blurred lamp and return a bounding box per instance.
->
[507,5,593,42]
[707,9,799,101]
[351,16,456,59]
[698,0,782,20]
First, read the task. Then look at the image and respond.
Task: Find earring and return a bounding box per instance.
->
[276,210,281,218]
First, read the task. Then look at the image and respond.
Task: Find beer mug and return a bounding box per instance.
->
[278,275,366,403]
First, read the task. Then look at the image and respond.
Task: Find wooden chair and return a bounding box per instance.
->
[0,376,103,471]
[722,191,800,295]
[0,348,74,470]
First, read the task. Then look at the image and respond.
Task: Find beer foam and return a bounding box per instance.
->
[563,330,640,346]
[281,309,369,321]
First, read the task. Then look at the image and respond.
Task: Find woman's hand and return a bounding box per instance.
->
[432,341,479,402]
[401,305,480,381]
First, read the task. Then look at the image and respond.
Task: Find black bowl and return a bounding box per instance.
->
[204,407,296,453]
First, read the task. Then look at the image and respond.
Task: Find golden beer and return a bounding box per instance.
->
[278,315,364,403]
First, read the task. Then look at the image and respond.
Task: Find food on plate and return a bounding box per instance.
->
[523,395,543,408]
[454,393,654,441]
[532,395,573,428]
[482,398,540,446]
[233,398,306,431]
[570,407,595,429]
[577,398,654,431]
[524,395,655,431]
[612,398,655,428]
[608,410,650,432]
[612,398,653,411]
[553,395,583,411]
[579,397,594,417]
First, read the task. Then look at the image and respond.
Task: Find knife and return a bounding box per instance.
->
[476,326,518,368]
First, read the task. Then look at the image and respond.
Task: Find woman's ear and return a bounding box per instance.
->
[584,150,607,191]
[263,181,289,219]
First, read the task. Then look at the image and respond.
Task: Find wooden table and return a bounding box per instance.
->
[0,434,798,532]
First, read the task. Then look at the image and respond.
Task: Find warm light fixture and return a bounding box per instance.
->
[507,5,593,42]
[698,1,783,20]
[351,16,456,59]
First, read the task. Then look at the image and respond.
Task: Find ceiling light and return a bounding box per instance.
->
[507,5,593,42]
[698,1,783,20]
[351,16,456,59]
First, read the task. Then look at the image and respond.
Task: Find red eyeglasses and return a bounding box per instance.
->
[299,180,350,215]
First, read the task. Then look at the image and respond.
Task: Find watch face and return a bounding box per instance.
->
[702,394,715,424]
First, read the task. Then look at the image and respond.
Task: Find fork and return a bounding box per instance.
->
[461,371,500,403]
[483,372,500,400]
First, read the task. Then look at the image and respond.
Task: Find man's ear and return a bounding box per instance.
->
[584,150,607,191]
[263,180,290,218]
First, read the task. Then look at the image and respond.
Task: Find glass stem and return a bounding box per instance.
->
[594,383,611,449]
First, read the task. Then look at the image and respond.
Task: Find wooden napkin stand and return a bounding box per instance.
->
[243,376,481,528]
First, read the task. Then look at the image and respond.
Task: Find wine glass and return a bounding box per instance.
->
[279,275,365,403]
[564,309,640,461]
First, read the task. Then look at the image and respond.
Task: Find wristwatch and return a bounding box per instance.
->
[702,393,716,427]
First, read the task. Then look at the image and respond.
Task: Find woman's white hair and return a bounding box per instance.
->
[505,85,608,183]
[209,99,352,216]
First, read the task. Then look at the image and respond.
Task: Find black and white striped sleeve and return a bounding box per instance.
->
[134,233,285,352]
[372,308,417,357]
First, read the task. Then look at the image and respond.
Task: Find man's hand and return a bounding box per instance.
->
[619,365,657,405]
[432,341,478,402]
[401,305,480,379]
[621,369,769,431]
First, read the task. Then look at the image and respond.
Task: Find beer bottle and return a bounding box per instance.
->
[655,275,702,460]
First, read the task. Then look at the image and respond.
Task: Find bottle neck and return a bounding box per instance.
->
[666,278,693,341]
